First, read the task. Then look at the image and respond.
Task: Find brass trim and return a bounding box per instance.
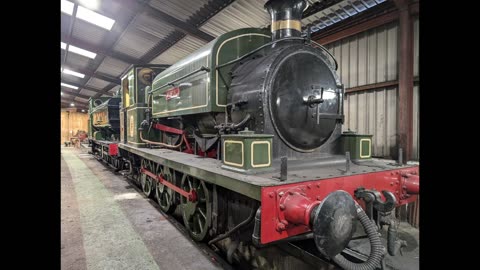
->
[271,20,301,32]
[215,33,270,107]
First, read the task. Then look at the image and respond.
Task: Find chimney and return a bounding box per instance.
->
[264,0,307,41]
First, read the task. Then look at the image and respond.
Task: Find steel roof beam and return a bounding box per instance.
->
[143,6,214,42]
[62,79,113,96]
[61,102,88,110]
[302,0,344,18]
[61,89,92,100]
[140,0,235,64]
[62,65,121,85]
[61,97,89,105]
[61,35,139,64]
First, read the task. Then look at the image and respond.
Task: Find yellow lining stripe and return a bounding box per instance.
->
[152,57,210,115]
[251,141,271,168]
[271,20,301,32]
[359,138,371,158]
[223,140,244,167]
[215,33,270,107]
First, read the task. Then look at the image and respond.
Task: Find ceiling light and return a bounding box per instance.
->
[62,69,85,78]
[61,82,78,90]
[61,92,64,96]
[61,42,67,50]
[79,0,99,10]
[76,6,115,30]
[68,45,97,59]
[70,103,75,107]
[82,109,86,112]
[61,0,74,15]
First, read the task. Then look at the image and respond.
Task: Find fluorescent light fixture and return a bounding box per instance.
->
[68,45,97,59]
[61,0,74,15]
[61,82,78,90]
[76,6,115,30]
[82,109,86,112]
[79,0,98,10]
[61,42,67,50]
[70,103,75,107]
[63,69,85,78]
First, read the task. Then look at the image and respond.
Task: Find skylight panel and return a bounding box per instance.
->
[76,6,115,30]
[68,45,97,59]
[62,69,85,78]
[61,83,79,90]
[61,0,74,15]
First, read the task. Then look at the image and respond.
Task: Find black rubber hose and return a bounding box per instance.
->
[208,206,257,245]
[332,204,384,270]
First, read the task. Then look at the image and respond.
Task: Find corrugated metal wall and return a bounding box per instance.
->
[324,18,419,160]
[412,16,419,161]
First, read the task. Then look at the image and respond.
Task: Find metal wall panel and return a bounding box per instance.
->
[149,0,211,22]
[72,19,109,46]
[324,20,423,160]
[325,21,399,88]
[199,0,270,37]
[79,89,97,96]
[414,16,419,77]
[86,77,111,89]
[149,35,207,65]
[96,57,130,77]
[65,53,93,69]
[113,13,175,59]
[412,85,419,160]
[343,87,398,158]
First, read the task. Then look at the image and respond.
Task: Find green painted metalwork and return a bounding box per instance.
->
[118,144,266,200]
[88,97,112,140]
[126,105,148,147]
[93,131,103,140]
[221,128,274,173]
[340,131,373,159]
[119,65,170,147]
[181,175,212,241]
[151,28,271,118]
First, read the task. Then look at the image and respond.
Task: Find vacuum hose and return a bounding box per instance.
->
[332,204,385,270]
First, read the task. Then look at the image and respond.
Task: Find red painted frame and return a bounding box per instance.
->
[140,167,197,202]
[260,166,419,244]
[108,143,118,156]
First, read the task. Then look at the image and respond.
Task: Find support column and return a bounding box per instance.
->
[395,0,414,163]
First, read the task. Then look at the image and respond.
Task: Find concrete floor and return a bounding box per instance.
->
[61,146,223,270]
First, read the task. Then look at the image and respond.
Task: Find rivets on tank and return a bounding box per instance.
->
[268,192,274,198]
[279,204,285,210]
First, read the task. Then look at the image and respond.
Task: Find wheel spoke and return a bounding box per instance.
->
[198,208,206,219]
[188,179,193,190]
[196,214,203,233]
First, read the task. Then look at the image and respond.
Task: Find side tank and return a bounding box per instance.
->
[89,97,121,140]
[150,28,271,121]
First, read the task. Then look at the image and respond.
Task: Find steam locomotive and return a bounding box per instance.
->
[88,1,420,269]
